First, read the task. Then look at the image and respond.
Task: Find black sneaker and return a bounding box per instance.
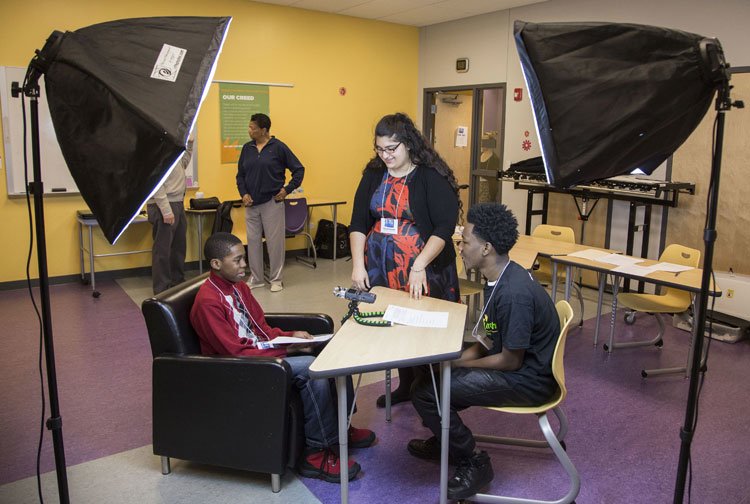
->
[408,436,457,464]
[447,450,494,500]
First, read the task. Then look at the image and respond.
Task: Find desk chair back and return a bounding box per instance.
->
[532,224,584,325]
[472,300,580,503]
[285,198,317,268]
[455,244,484,323]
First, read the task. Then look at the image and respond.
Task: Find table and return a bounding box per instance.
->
[77,212,150,297]
[551,253,720,376]
[309,286,466,504]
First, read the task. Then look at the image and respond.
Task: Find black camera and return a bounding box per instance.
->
[333,286,376,304]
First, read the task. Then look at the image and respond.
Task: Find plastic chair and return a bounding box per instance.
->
[472,300,580,504]
[532,225,585,327]
[614,244,700,376]
[284,198,317,268]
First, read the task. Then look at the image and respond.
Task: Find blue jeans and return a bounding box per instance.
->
[285,355,354,449]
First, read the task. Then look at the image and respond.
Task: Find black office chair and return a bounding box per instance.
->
[141,273,334,493]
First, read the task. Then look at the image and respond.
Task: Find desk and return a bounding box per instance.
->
[185,208,215,274]
[309,287,466,504]
[551,254,720,375]
[77,213,150,297]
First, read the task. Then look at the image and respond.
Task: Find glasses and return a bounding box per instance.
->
[374,142,401,155]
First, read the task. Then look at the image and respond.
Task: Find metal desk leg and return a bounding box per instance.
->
[336,375,349,503]
[88,224,97,296]
[605,276,620,353]
[385,369,392,422]
[439,360,451,504]
[551,262,559,303]
[332,204,338,261]
[564,265,572,301]
[197,214,204,274]
[78,222,85,283]
[593,273,606,347]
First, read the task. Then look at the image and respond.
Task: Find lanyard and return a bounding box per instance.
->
[380,166,414,219]
[471,260,511,339]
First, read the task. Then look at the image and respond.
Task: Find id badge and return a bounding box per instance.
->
[257,341,275,350]
[381,217,398,235]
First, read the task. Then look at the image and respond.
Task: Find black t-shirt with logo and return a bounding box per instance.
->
[480,261,560,402]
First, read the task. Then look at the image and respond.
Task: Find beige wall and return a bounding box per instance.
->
[419,0,750,274]
[0,0,419,283]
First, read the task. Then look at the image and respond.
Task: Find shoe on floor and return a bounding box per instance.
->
[270,282,284,292]
[247,281,265,289]
[298,448,361,483]
[376,390,410,408]
[348,425,376,448]
[447,450,494,500]
[407,436,456,464]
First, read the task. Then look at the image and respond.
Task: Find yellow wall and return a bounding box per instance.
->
[0,0,419,283]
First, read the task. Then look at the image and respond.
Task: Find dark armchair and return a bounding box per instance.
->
[141,273,334,492]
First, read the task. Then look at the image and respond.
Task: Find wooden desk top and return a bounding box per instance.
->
[551,255,720,295]
[309,286,466,378]
[287,196,347,207]
[510,235,615,270]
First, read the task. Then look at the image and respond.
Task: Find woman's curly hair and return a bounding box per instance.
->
[467,203,519,256]
[364,112,463,221]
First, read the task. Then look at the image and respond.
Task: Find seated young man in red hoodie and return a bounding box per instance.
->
[190,231,375,483]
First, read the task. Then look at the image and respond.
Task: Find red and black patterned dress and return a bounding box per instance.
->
[365,172,459,301]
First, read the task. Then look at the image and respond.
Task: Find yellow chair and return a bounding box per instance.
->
[472,300,580,504]
[532,225,585,326]
[614,244,701,376]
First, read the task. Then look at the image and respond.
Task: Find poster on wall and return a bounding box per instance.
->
[219,83,269,164]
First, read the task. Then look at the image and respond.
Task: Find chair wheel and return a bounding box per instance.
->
[655,339,663,348]
[603,344,610,352]
[624,312,636,324]
[92,291,101,298]
[641,370,648,378]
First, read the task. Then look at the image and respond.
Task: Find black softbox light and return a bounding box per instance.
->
[41,16,231,242]
[514,20,718,187]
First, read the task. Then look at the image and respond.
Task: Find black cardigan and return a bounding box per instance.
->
[349,165,459,268]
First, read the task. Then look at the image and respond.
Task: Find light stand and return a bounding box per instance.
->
[13,34,71,504]
[673,47,743,503]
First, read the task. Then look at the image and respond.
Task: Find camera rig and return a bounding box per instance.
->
[333,287,391,327]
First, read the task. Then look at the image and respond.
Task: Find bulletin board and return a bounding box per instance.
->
[1,66,198,196]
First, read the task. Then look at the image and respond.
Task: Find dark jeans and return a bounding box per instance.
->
[412,366,553,460]
[148,202,186,294]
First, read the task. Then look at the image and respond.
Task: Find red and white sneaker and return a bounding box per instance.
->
[298,448,361,483]
[348,425,376,448]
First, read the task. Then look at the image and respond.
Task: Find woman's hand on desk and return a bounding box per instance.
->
[408,267,428,300]
[351,265,370,291]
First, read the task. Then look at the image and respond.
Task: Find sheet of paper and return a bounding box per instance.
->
[597,253,645,266]
[651,262,694,273]
[567,249,613,261]
[272,333,334,345]
[611,264,660,277]
[382,305,449,328]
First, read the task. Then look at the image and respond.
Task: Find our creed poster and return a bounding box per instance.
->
[219,83,269,164]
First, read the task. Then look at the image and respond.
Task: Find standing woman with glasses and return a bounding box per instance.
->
[349,112,462,408]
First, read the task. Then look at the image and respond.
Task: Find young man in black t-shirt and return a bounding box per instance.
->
[408,203,559,500]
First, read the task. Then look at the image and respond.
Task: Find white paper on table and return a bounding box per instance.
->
[567,249,612,261]
[597,253,645,266]
[651,262,693,273]
[611,264,660,277]
[272,333,334,345]
[382,305,449,328]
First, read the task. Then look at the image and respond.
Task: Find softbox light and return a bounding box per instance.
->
[514,20,719,187]
[37,16,231,242]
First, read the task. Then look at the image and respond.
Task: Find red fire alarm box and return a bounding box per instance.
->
[514,88,523,101]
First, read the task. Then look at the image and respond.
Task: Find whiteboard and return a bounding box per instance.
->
[1,66,198,196]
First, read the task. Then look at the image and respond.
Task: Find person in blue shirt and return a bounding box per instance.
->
[236,113,304,293]
[408,203,559,500]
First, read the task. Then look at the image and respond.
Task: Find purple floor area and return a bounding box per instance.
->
[0,280,152,484]
[1,279,749,503]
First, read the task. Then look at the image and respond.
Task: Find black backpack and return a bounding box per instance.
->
[211,201,235,235]
[314,219,351,259]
